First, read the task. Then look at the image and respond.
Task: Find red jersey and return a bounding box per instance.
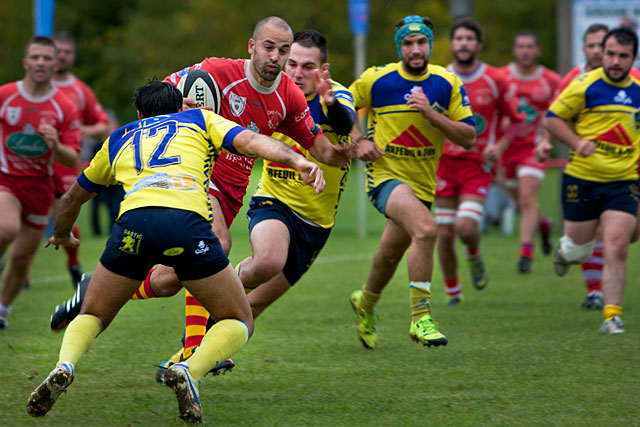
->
[165,58,322,189]
[52,75,108,126]
[0,81,80,178]
[500,63,561,147]
[443,62,520,162]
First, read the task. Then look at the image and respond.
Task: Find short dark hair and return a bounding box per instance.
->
[53,32,76,50]
[293,30,328,63]
[450,17,483,43]
[514,30,538,45]
[602,26,638,58]
[583,23,608,41]
[133,81,182,118]
[24,36,56,57]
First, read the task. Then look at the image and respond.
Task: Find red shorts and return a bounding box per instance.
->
[53,162,79,197]
[208,174,248,227]
[436,156,491,199]
[498,143,546,182]
[0,173,54,230]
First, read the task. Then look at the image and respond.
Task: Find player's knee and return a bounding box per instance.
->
[436,223,456,242]
[412,218,437,244]
[518,197,537,212]
[0,224,19,245]
[560,235,595,263]
[251,257,284,283]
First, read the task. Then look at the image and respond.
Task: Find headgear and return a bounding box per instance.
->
[394,15,433,59]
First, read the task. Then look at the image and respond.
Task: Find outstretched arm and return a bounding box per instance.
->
[232,130,325,193]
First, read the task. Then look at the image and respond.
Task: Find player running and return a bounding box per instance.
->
[498,30,561,274]
[0,36,80,330]
[348,15,475,348]
[435,18,522,305]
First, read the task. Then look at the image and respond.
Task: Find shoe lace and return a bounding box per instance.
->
[416,316,439,335]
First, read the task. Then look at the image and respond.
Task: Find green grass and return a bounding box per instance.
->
[1,164,639,425]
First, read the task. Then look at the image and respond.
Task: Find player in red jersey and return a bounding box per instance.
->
[435,18,522,305]
[0,36,81,329]
[52,32,109,286]
[498,30,561,274]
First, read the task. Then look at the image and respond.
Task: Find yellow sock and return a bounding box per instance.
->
[182,290,210,360]
[58,314,102,366]
[186,319,249,380]
[360,285,381,315]
[409,281,431,323]
[603,304,622,322]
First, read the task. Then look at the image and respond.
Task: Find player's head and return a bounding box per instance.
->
[133,81,183,118]
[582,24,608,70]
[602,26,638,82]
[450,17,483,66]
[248,16,293,86]
[394,15,434,75]
[286,30,328,96]
[53,32,77,75]
[23,36,57,84]
[512,30,540,68]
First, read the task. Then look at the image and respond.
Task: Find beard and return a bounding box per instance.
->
[255,61,281,82]
[402,56,428,75]
[454,51,476,66]
[604,65,630,82]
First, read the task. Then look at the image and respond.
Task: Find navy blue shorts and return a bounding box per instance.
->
[367,179,432,216]
[100,207,229,281]
[561,174,639,221]
[247,197,331,286]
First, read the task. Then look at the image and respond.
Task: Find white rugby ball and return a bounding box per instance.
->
[177,69,221,114]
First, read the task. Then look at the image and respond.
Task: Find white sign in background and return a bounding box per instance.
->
[572,0,640,68]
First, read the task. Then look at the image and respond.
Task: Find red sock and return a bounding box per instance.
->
[520,242,534,258]
[581,242,603,293]
[183,291,209,359]
[64,224,81,267]
[444,276,462,297]
[539,216,552,235]
[132,267,157,300]
[465,246,479,259]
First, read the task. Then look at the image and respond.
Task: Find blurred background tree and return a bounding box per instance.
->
[0,0,556,123]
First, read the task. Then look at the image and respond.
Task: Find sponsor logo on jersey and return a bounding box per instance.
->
[229,91,247,117]
[247,121,260,133]
[6,132,48,157]
[195,240,210,255]
[614,90,632,105]
[6,107,21,125]
[386,125,436,158]
[119,229,142,255]
[295,107,310,122]
[473,113,487,134]
[267,110,284,130]
[163,247,184,256]
[517,98,538,124]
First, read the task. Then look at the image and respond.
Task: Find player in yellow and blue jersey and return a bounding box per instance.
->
[237,30,356,317]
[348,15,476,348]
[544,27,640,335]
[26,81,324,423]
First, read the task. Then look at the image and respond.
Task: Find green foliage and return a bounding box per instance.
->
[0,0,557,123]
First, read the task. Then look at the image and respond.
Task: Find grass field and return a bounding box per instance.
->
[1,164,639,425]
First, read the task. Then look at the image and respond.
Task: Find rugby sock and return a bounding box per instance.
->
[539,216,552,236]
[409,281,431,322]
[64,224,81,267]
[520,242,534,258]
[58,314,102,366]
[131,267,157,300]
[182,291,209,359]
[603,304,622,323]
[581,242,603,294]
[465,246,479,260]
[444,276,462,297]
[186,319,249,380]
[360,285,381,315]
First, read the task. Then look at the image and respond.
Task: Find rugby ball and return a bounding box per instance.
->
[177,69,221,114]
